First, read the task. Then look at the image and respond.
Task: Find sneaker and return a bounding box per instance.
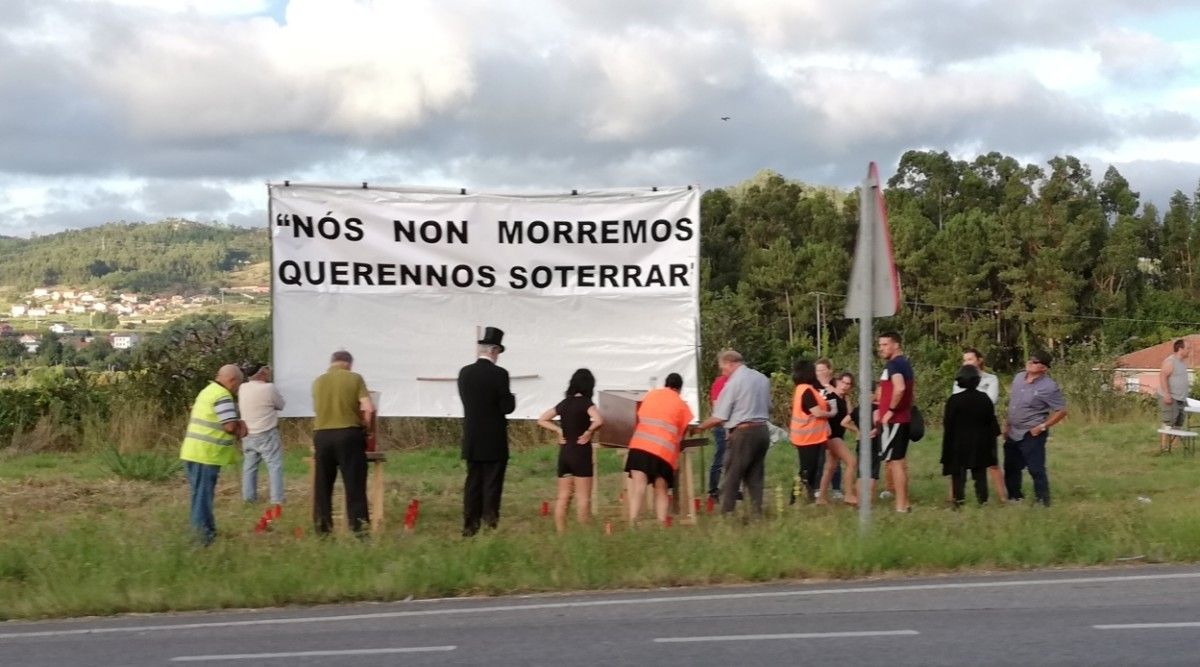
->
[879,490,894,500]
[831,490,845,501]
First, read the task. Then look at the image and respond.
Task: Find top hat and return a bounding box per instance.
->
[478,326,505,352]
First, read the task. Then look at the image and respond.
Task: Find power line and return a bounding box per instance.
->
[808,291,1200,328]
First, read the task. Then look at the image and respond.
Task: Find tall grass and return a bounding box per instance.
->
[2,417,1198,620]
[99,445,182,482]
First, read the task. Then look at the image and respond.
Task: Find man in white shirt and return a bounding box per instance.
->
[238,364,287,505]
[949,348,1005,502]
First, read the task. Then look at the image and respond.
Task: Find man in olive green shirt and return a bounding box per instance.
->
[312,350,375,534]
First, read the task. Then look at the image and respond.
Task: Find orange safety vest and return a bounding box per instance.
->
[790,383,830,447]
[629,388,693,469]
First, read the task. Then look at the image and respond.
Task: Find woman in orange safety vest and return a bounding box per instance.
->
[791,360,836,503]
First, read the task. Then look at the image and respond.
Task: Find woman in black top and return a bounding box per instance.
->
[941,365,1000,506]
[817,371,859,506]
[537,368,603,532]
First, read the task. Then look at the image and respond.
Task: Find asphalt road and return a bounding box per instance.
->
[5,566,1200,665]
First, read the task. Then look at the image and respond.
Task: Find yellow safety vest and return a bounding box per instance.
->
[179,382,238,466]
[790,384,830,447]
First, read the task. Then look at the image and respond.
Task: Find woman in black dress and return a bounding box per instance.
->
[537,369,603,532]
[941,365,1000,506]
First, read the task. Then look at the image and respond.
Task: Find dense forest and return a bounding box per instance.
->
[700,151,1200,379]
[0,219,267,293]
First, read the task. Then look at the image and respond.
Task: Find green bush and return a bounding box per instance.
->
[0,369,113,448]
[131,313,270,416]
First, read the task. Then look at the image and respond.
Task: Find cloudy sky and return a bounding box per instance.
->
[1,0,1198,237]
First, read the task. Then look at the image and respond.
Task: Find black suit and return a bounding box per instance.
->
[458,357,516,535]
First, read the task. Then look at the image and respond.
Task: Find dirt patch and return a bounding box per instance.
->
[0,476,180,521]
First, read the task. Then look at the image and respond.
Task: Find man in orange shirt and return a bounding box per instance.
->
[625,373,694,524]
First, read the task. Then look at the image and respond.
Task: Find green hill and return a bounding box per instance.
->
[0,220,268,294]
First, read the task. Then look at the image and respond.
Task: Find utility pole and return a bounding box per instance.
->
[815,292,823,358]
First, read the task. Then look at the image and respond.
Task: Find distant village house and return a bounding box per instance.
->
[109,332,141,350]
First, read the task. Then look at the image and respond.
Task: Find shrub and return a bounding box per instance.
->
[100,445,182,482]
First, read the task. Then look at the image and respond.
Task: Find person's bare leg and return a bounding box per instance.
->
[827,438,859,504]
[891,460,910,511]
[626,471,648,523]
[987,465,1007,503]
[574,477,592,525]
[818,455,836,503]
[554,476,572,533]
[654,479,671,523]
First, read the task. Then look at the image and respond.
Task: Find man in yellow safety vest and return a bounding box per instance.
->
[179,364,247,545]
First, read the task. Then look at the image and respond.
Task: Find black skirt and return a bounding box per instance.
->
[624,448,674,487]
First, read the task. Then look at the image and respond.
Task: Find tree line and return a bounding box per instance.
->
[700,151,1200,387]
[6,152,1196,440]
[0,219,266,293]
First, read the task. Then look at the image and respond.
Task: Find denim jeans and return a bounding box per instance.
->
[242,428,285,504]
[185,461,221,545]
[708,426,727,496]
[1004,431,1050,506]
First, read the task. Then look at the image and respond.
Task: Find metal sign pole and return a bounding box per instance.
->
[857,176,875,532]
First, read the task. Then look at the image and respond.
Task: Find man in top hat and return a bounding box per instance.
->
[457,326,516,536]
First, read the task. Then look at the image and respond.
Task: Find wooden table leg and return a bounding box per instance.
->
[591,443,599,517]
[683,448,697,524]
[370,460,385,534]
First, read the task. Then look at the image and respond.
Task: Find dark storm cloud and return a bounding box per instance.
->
[0,0,1197,235]
[1109,159,1200,210]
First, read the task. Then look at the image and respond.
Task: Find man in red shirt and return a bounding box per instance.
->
[707,372,729,499]
[877,331,915,513]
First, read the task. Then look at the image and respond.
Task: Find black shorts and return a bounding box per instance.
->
[624,448,674,487]
[880,422,911,462]
[557,443,593,478]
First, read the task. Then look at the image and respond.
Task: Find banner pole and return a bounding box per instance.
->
[267,182,276,377]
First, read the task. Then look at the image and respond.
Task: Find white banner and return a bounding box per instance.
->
[269,184,701,419]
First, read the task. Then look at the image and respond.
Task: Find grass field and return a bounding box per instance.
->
[1,418,1199,620]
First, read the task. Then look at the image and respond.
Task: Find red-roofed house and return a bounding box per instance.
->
[1114,335,1200,395]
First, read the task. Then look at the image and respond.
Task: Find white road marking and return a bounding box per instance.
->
[1094,622,1200,630]
[170,646,455,661]
[654,630,918,642]
[3,571,1200,640]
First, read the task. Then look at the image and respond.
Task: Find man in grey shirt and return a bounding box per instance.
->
[1003,351,1067,506]
[1158,339,1189,454]
[695,349,772,516]
[238,364,287,505]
